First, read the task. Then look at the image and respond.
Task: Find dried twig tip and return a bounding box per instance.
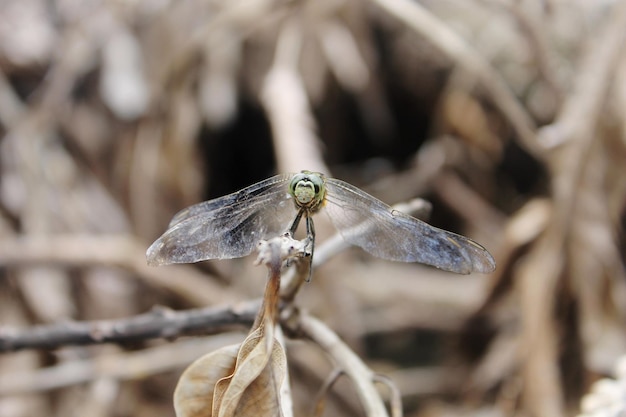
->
[255,235,308,267]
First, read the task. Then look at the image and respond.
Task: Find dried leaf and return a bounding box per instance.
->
[212,325,274,416]
[173,344,240,417]
[174,325,288,417]
[214,330,287,417]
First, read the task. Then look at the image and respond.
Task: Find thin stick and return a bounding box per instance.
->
[0,235,235,306]
[368,0,541,158]
[373,374,403,417]
[0,301,259,352]
[518,2,626,416]
[297,312,389,417]
[260,18,329,174]
[0,334,244,395]
[312,368,345,417]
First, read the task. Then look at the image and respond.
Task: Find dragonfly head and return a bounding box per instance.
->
[289,171,326,211]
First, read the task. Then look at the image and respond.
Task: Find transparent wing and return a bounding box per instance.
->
[323,178,495,274]
[147,174,297,266]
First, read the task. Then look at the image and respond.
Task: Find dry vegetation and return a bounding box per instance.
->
[1,0,626,416]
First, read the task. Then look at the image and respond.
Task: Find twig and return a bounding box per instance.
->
[433,170,506,241]
[260,17,329,174]
[0,235,236,306]
[0,301,259,352]
[373,374,403,417]
[517,2,626,416]
[508,2,563,106]
[258,234,310,303]
[0,334,244,395]
[384,366,453,398]
[0,68,25,127]
[367,0,542,158]
[516,230,565,417]
[478,0,564,107]
[312,368,345,417]
[540,0,626,219]
[316,18,370,92]
[295,311,392,417]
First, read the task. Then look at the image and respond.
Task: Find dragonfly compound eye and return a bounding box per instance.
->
[294,180,315,204]
[289,171,326,211]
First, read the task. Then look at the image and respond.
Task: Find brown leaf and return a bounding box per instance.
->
[212,325,274,416]
[215,334,287,417]
[173,324,288,417]
[173,344,240,417]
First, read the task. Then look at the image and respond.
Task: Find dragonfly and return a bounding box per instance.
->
[146,170,495,274]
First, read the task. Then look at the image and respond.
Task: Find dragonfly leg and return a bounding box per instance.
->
[288,209,304,237]
[304,214,315,282]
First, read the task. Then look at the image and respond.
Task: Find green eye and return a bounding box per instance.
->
[288,171,326,210]
[289,173,306,193]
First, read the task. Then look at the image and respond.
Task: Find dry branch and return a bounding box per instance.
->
[368,0,541,157]
[0,302,259,352]
[0,235,236,306]
[296,312,391,417]
[518,2,626,416]
[261,18,329,174]
[0,335,244,396]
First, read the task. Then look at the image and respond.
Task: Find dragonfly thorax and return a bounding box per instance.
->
[289,171,326,212]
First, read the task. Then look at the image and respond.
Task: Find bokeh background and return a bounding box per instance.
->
[1,0,626,416]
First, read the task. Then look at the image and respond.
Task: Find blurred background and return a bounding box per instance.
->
[1,0,625,416]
